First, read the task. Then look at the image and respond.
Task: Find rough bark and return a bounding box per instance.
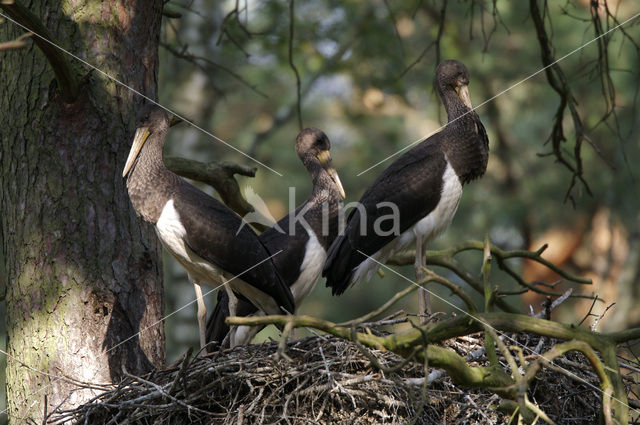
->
[0,1,165,422]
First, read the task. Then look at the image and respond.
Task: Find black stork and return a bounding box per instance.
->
[122,104,295,348]
[322,60,489,321]
[206,128,346,346]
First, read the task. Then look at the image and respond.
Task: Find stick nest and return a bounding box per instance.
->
[52,332,631,424]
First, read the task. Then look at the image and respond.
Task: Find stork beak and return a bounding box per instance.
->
[317,150,346,200]
[455,84,473,109]
[122,126,151,178]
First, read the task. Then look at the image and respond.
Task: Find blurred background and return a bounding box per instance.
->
[1,2,639,416]
[152,0,640,362]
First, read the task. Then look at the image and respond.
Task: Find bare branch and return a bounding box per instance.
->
[529,0,597,202]
[338,284,418,327]
[382,0,405,57]
[288,0,303,131]
[398,0,446,79]
[160,41,268,98]
[247,9,371,156]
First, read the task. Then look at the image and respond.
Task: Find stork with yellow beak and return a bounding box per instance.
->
[123,104,295,348]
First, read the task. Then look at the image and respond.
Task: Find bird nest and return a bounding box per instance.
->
[50,328,633,425]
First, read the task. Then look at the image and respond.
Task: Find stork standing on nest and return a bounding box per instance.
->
[123,104,295,348]
[206,128,345,347]
[322,60,489,322]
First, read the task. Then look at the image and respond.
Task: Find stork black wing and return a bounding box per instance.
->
[175,183,295,314]
[323,136,449,295]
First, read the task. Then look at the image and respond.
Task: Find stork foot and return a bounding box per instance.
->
[274,320,294,362]
[225,285,239,348]
[414,264,431,325]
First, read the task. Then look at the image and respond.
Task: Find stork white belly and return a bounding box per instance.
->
[290,230,326,305]
[155,199,281,315]
[232,229,326,345]
[351,162,462,285]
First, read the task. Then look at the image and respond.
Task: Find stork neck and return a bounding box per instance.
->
[126,130,176,223]
[438,91,489,184]
[296,159,342,247]
[141,132,167,172]
[441,89,472,123]
[306,163,328,196]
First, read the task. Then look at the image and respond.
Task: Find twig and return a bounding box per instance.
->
[338,284,418,326]
[533,288,573,319]
[247,9,371,156]
[591,302,616,332]
[288,0,303,130]
[398,0,446,79]
[160,41,268,98]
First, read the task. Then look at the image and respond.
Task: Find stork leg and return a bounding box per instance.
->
[414,236,430,325]
[224,284,238,348]
[193,281,207,349]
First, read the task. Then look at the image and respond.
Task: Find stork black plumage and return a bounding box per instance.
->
[322,60,489,320]
[122,104,295,348]
[206,128,345,347]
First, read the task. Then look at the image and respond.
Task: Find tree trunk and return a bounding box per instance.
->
[0,1,165,422]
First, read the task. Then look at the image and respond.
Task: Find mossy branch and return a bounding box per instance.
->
[227,311,637,423]
[524,340,616,425]
[227,314,515,394]
[0,0,80,103]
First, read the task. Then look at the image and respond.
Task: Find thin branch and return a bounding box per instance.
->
[247,42,351,154]
[382,0,405,57]
[533,288,573,319]
[338,284,418,326]
[160,41,268,98]
[398,0,446,79]
[522,340,616,425]
[420,268,479,313]
[288,0,303,130]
